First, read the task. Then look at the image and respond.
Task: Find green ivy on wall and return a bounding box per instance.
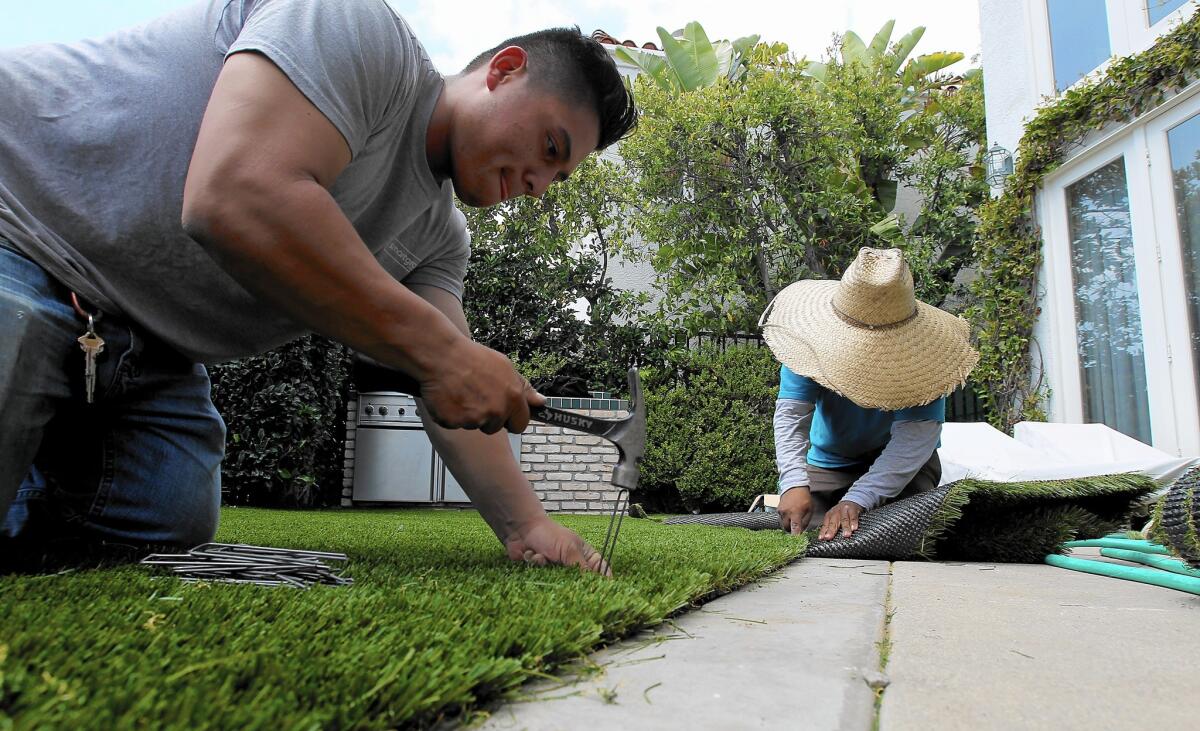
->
[968,10,1200,431]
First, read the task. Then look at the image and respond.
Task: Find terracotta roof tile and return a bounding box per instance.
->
[591,29,659,51]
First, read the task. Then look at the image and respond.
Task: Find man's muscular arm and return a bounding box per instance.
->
[408,284,608,575]
[181,52,531,432]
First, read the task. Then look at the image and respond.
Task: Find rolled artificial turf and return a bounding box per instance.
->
[0,508,804,730]
[1151,467,1200,567]
[672,473,1157,563]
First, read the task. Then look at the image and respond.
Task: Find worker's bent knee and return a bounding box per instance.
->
[95,442,223,549]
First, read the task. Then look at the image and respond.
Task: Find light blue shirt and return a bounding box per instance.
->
[775,366,944,510]
[778,367,944,468]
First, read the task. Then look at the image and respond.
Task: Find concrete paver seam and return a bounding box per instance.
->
[871,562,896,731]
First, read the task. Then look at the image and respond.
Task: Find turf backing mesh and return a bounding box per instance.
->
[664,512,781,531]
[1156,467,1199,568]
[665,474,1157,563]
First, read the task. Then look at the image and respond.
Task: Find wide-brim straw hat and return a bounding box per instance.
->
[759,247,979,410]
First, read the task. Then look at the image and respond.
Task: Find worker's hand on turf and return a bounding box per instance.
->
[504,516,610,577]
[778,487,813,534]
[819,500,863,541]
[418,339,544,434]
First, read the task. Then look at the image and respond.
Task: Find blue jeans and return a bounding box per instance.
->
[0,240,223,559]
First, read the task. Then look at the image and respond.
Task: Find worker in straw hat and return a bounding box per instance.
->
[759,247,978,541]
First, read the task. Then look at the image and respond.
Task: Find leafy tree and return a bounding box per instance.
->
[616,20,986,339]
[896,71,989,306]
[461,156,658,392]
[617,59,879,334]
[806,21,984,306]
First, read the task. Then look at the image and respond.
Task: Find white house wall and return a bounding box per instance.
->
[979,0,1050,159]
[980,0,1200,456]
[981,0,1200,152]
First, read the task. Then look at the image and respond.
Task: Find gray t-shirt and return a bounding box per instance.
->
[0,0,469,363]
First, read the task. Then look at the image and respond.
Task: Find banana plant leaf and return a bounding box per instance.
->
[868,20,895,60]
[656,22,719,92]
[887,26,926,75]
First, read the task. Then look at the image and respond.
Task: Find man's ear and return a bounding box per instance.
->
[485,46,528,91]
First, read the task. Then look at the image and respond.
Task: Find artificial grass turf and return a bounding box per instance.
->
[1,508,804,729]
[1151,467,1200,567]
[923,473,1158,562]
[675,473,1157,563]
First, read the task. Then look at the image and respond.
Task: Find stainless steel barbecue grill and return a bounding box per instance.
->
[351,391,520,504]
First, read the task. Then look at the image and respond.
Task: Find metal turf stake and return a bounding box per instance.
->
[600,488,629,574]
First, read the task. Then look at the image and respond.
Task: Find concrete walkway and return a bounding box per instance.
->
[480,549,1199,730]
[881,548,1200,730]
[481,558,890,731]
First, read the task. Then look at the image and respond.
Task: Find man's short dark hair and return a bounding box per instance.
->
[464,27,638,150]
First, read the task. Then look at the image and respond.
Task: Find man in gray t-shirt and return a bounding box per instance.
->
[0,0,637,572]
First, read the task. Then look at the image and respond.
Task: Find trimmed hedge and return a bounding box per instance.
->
[209,335,351,508]
[638,345,781,513]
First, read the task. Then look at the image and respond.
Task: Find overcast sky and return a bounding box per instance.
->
[0,1,981,72]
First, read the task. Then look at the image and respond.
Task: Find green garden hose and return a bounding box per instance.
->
[1044,553,1200,596]
[1098,547,1200,578]
[1062,537,1170,555]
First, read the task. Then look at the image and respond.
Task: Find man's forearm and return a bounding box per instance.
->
[774,399,814,493]
[419,407,546,544]
[843,420,941,510]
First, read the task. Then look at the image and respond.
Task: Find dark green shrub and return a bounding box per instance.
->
[209,335,351,508]
[638,345,781,513]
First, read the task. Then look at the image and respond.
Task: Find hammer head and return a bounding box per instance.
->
[609,368,646,491]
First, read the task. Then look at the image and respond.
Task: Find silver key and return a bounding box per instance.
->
[77,315,104,404]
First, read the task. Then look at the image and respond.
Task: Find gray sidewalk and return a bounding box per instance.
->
[480,558,890,730]
[881,548,1200,730]
[479,549,1199,730]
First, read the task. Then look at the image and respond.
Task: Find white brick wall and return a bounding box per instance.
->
[342,398,628,514]
[521,413,624,513]
[340,397,358,507]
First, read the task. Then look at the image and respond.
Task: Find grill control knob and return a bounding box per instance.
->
[379,406,389,416]
[364,405,374,415]
[398,407,406,415]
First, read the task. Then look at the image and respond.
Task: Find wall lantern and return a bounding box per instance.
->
[984,143,1014,187]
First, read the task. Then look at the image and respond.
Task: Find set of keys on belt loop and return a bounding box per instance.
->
[71,292,104,404]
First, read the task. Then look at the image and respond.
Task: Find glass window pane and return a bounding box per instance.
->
[1148,0,1188,26]
[1047,0,1111,92]
[1066,157,1153,444]
[1167,112,1200,418]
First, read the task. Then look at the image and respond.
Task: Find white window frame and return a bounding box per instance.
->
[1040,89,1200,456]
[1033,0,1118,96]
[1033,2,1198,98]
[1144,100,1200,454]
[1119,0,1199,50]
